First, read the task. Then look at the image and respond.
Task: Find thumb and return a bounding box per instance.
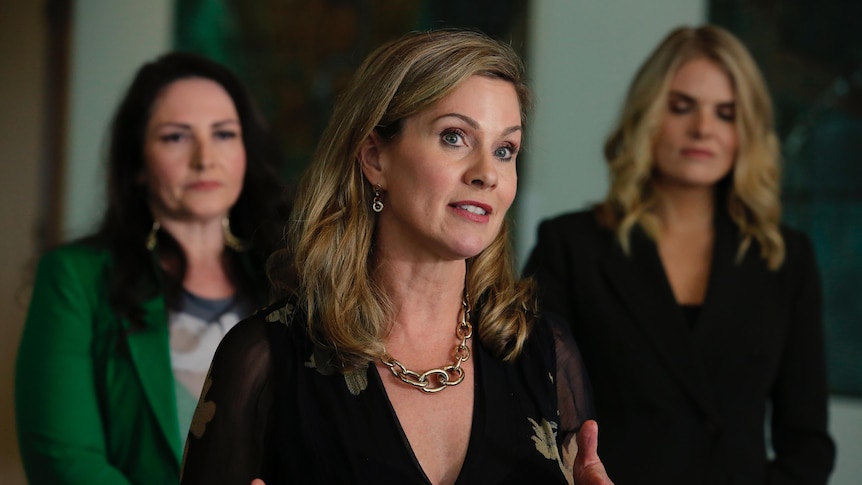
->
[251,480,266,485]
[575,419,600,468]
[574,419,614,484]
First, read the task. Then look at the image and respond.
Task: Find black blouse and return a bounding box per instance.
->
[180,298,595,484]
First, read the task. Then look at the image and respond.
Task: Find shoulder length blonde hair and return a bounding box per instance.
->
[602,24,784,269]
[271,29,535,371]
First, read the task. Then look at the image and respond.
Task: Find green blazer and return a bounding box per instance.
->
[17,244,183,484]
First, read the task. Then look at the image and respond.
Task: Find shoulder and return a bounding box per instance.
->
[30,242,113,297]
[536,208,601,233]
[780,224,814,258]
[539,208,610,241]
[38,242,112,272]
[777,224,818,276]
[530,207,614,257]
[229,297,299,338]
[532,311,580,355]
[220,296,304,358]
[210,299,298,381]
[519,311,569,364]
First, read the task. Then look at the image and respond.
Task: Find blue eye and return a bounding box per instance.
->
[441,130,464,146]
[159,132,186,143]
[215,130,238,140]
[494,145,516,161]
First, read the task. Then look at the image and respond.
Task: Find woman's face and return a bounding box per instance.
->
[141,77,246,224]
[363,75,521,262]
[652,57,738,189]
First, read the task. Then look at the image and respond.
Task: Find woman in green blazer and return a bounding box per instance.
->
[15,52,289,484]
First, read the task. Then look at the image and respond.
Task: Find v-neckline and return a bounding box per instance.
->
[371,343,484,484]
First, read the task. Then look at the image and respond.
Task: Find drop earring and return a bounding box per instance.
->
[372,184,384,213]
[222,217,248,252]
[145,221,159,251]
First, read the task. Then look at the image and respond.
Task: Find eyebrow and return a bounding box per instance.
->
[433,112,522,136]
[151,119,240,130]
[669,90,735,107]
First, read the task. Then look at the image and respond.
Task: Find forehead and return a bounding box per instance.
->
[669,57,735,101]
[149,77,238,121]
[421,75,521,123]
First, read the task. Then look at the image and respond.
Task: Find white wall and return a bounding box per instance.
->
[62,0,174,240]
[829,396,862,485]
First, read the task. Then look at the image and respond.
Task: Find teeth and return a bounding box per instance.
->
[459,204,487,215]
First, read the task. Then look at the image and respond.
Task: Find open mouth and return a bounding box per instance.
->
[456,204,488,215]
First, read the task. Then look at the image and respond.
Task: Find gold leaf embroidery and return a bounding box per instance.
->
[305,351,369,395]
[344,368,368,396]
[528,417,572,483]
[265,302,295,325]
[306,347,336,375]
[189,376,216,439]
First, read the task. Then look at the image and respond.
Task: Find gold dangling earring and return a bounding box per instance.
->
[372,184,384,213]
[146,221,159,251]
[222,217,248,252]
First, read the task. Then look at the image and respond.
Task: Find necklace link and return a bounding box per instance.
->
[380,293,472,393]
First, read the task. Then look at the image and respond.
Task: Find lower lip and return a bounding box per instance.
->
[450,205,490,223]
[681,149,714,159]
[187,182,222,190]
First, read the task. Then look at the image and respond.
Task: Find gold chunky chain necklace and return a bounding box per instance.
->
[379,294,473,393]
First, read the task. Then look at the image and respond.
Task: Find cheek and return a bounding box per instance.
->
[143,143,186,189]
[495,171,518,217]
[724,130,739,159]
[142,162,180,196]
[652,140,671,171]
[652,125,674,162]
[504,173,518,205]
[231,154,248,184]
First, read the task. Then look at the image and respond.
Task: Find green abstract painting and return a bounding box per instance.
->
[712,0,862,396]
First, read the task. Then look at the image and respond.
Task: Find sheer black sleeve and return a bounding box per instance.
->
[536,311,596,474]
[180,310,278,485]
[547,312,595,436]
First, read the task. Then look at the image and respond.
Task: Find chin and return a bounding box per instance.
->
[448,240,494,261]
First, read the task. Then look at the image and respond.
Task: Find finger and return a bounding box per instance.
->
[576,419,600,466]
[251,479,266,485]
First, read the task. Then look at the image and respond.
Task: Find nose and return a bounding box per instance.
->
[689,109,715,139]
[463,150,498,189]
[191,137,215,170]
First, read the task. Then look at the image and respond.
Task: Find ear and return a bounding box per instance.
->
[357,131,386,188]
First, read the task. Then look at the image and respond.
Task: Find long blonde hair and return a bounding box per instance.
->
[271,29,535,371]
[602,24,784,269]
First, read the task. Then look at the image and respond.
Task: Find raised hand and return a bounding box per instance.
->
[573,420,614,484]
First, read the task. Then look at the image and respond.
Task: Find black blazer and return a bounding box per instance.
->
[524,209,835,485]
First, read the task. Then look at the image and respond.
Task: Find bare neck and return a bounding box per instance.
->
[374,258,467,334]
[652,183,716,234]
[158,217,235,299]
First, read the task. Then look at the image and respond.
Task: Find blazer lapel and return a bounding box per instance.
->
[693,210,769,353]
[600,229,721,421]
[126,295,182,464]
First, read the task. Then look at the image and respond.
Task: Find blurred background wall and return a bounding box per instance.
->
[1,1,858,483]
[0,3,45,483]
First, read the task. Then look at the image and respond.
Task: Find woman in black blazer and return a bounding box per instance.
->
[525,25,835,484]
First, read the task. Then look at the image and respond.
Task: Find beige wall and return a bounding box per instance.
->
[0,1,46,483]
